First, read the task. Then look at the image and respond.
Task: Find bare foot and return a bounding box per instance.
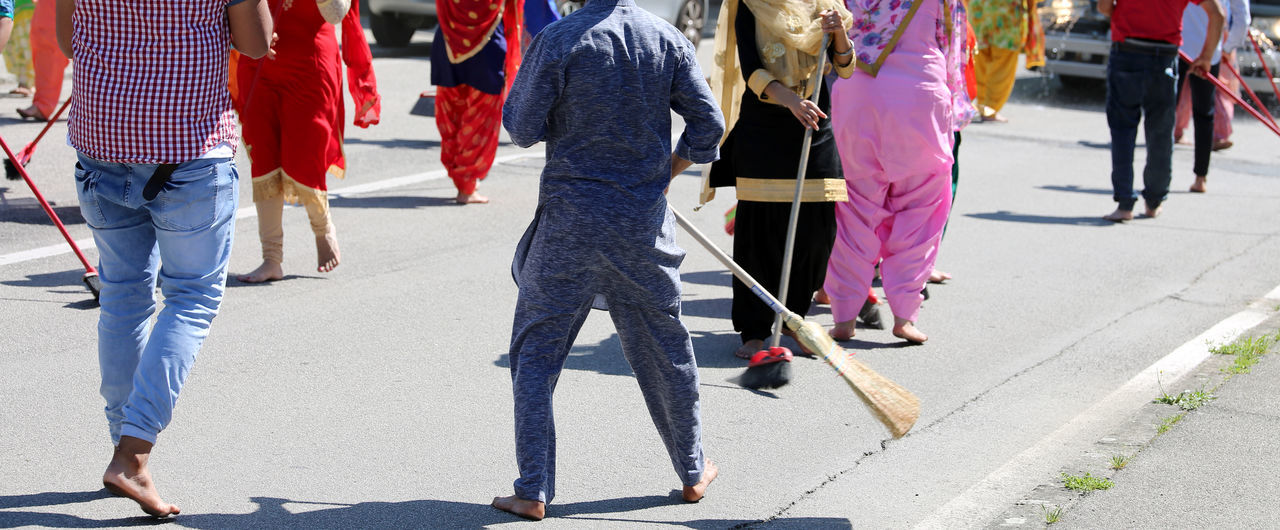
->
[491,495,545,521]
[781,328,814,355]
[830,320,856,341]
[1142,204,1163,219]
[892,318,927,344]
[928,269,951,284]
[682,459,719,502]
[102,436,180,518]
[813,288,831,305]
[734,339,764,360]
[1103,208,1133,223]
[1212,139,1233,151]
[16,105,48,121]
[237,261,283,283]
[1189,176,1207,193]
[456,192,490,204]
[316,232,340,273]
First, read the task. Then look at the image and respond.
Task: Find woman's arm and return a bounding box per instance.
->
[229,0,272,59]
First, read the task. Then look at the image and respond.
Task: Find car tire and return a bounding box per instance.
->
[556,0,583,17]
[370,12,417,48]
[673,0,704,46]
[1058,75,1103,91]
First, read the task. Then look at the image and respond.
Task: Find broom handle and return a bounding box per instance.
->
[771,33,830,349]
[670,206,795,320]
[1249,32,1280,103]
[0,133,96,273]
[1180,51,1280,138]
[1219,52,1277,128]
[22,99,73,160]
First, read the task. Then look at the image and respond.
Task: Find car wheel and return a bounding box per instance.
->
[1057,75,1103,91]
[370,12,417,48]
[556,0,583,17]
[674,0,704,46]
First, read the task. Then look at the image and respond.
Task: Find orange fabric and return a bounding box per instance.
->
[435,84,503,194]
[30,0,68,118]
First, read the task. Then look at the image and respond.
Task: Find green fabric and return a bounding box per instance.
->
[968,0,1027,51]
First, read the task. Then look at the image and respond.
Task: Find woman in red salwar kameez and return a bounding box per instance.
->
[431,0,524,204]
[236,0,381,282]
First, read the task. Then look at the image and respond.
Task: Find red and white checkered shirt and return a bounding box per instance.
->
[69,0,240,164]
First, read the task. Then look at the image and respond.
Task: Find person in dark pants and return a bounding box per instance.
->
[1098,0,1223,222]
[1177,0,1248,193]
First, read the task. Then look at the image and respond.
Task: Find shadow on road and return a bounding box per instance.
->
[0,492,784,528]
[342,137,440,150]
[965,211,1116,226]
[330,195,458,209]
[0,196,86,226]
[1039,184,1113,195]
[681,269,731,287]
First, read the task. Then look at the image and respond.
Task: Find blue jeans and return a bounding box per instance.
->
[1106,47,1178,211]
[74,154,238,445]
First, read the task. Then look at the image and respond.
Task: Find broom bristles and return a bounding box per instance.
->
[786,315,921,438]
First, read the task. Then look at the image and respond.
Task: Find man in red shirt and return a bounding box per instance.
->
[1098,0,1223,222]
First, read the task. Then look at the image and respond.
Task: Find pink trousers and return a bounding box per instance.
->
[824,69,954,325]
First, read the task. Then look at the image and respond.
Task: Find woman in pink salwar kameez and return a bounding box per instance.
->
[824,0,971,344]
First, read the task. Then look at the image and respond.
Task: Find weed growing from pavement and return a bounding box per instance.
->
[1042,505,1064,524]
[1154,373,1217,410]
[1211,334,1276,375]
[1157,413,1185,434]
[1061,472,1114,492]
[1109,455,1130,470]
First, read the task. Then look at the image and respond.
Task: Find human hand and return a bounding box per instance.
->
[787,95,826,130]
[1190,54,1212,78]
[267,32,279,60]
[819,9,846,34]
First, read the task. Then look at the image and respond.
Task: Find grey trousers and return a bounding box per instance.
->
[507,292,705,504]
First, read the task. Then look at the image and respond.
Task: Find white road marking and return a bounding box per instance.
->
[0,152,542,268]
[915,292,1280,528]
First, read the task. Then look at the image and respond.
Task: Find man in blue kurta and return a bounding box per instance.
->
[495,0,725,520]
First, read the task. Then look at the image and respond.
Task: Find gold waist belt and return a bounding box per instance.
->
[735,177,848,203]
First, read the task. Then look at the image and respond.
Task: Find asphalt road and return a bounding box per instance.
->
[2,24,1280,529]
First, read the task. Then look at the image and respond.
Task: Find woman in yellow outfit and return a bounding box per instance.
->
[968,0,1043,122]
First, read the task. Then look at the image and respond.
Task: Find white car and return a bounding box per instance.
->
[367,0,708,48]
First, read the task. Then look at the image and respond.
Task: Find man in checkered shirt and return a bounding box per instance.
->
[56,0,271,518]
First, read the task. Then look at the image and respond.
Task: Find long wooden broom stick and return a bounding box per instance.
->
[671,206,920,438]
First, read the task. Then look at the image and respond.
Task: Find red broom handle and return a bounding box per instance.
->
[1180,50,1280,138]
[1248,33,1280,99]
[22,98,73,158]
[1219,53,1278,128]
[0,133,97,273]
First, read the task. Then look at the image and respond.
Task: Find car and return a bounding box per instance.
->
[1038,0,1280,95]
[366,0,708,48]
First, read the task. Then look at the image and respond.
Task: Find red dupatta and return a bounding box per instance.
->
[343,0,382,127]
[438,0,525,93]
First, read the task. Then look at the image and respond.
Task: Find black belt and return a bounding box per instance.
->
[143,163,179,201]
[1112,39,1179,56]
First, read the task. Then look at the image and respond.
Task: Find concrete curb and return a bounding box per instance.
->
[986,312,1280,528]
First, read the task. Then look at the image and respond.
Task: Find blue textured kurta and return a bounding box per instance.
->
[502,0,724,504]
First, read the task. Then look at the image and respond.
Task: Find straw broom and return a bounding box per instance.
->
[671,206,920,438]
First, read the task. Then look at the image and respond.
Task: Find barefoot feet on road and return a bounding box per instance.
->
[316,232,340,273]
[1190,176,1207,193]
[102,436,179,518]
[735,339,764,360]
[237,261,283,283]
[682,459,719,502]
[928,269,951,283]
[492,495,546,521]
[1103,209,1133,223]
[456,192,490,204]
[892,318,927,344]
[830,320,856,341]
